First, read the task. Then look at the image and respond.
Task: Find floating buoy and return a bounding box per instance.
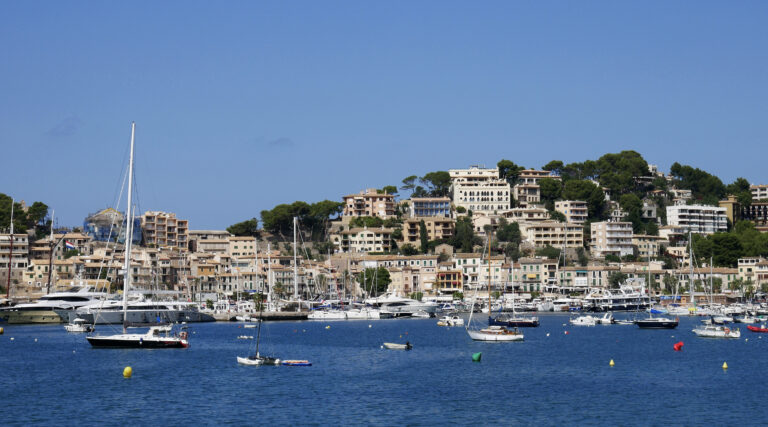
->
[380,345,384,349]
[368,325,372,328]
[302,329,306,333]
[325,326,330,330]
[722,362,728,370]
[472,352,482,362]
[399,335,403,338]
[546,333,550,337]
[609,359,615,367]
[34,338,38,342]
[0,327,4,334]
[673,341,684,351]
[9,337,14,341]
[562,323,566,327]
[564,331,569,335]
[123,366,133,378]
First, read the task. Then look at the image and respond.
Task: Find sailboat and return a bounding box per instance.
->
[466,236,524,342]
[488,264,539,327]
[237,293,280,365]
[87,123,189,349]
[635,253,678,329]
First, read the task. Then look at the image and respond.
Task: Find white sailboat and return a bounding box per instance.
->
[466,236,523,342]
[237,292,280,365]
[87,123,188,349]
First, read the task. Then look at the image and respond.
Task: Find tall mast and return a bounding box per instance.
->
[122,122,136,330]
[5,198,14,300]
[688,231,695,309]
[46,209,55,294]
[487,234,491,313]
[293,216,299,307]
[267,243,272,310]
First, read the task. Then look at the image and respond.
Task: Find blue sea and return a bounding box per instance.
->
[1,315,766,426]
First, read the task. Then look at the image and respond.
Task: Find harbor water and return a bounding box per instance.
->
[1,314,767,425]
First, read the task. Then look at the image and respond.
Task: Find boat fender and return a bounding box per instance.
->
[180,331,188,340]
[724,327,730,334]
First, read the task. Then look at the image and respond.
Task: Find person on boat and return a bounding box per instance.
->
[405,341,412,350]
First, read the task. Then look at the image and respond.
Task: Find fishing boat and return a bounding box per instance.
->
[692,325,741,339]
[86,123,188,350]
[747,325,768,333]
[466,236,523,342]
[383,342,413,350]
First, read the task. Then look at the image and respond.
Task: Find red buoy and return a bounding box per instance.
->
[673,341,684,351]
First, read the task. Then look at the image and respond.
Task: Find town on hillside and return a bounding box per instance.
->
[2,151,768,306]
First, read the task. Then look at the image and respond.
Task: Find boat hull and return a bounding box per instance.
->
[87,334,188,348]
[6,309,67,324]
[66,309,215,325]
[467,329,524,342]
[237,356,280,366]
[488,316,539,328]
[635,319,679,329]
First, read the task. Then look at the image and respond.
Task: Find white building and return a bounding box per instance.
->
[666,205,727,235]
[449,166,511,215]
[591,221,634,258]
[752,185,768,201]
[555,201,588,224]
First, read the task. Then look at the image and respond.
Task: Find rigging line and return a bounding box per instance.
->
[94,151,130,292]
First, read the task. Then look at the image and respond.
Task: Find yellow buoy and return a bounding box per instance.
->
[609,359,615,367]
[123,366,133,378]
[325,325,330,329]
[722,362,728,370]
[0,327,4,334]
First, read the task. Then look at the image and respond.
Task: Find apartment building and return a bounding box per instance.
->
[141,211,189,250]
[229,236,257,257]
[666,205,727,235]
[590,221,634,257]
[513,184,540,207]
[518,169,558,185]
[738,257,764,283]
[633,234,666,260]
[434,267,463,295]
[742,202,768,230]
[518,221,584,249]
[409,197,451,218]
[342,189,395,219]
[751,184,768,201]
[503,207,549,222]
[449,166,511,215]
[0,233,28,290]
[332,227,395,253]
[555,201,588,224]
[512,257,558,292]
[402,217,455,245]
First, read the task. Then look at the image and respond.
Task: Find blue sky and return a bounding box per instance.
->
[1,1,766,229]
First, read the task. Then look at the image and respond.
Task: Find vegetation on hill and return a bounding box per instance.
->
[226,218,259,236]
[0,193,49,237]
[258,200,343,240]
[691,221,768,267]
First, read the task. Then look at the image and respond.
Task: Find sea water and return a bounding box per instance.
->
[0,315,766,426]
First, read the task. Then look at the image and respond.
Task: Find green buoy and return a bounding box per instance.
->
[472,352,482,362]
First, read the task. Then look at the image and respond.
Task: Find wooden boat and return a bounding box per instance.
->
[383,342,413,350]
[747,325,768,333]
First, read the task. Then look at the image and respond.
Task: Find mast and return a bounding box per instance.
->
[267,243,272,311]
[487,234,491,314]
[293,216,299,308]
[122,122,136,330]
[5,198,14,300]
[688,231,695,310]
[46,209,55,294]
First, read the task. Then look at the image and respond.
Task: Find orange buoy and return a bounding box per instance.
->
[673,341,684,351]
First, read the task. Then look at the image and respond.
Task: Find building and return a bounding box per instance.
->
[342,189,395,219]
[512,257,559,292]
[188,230,232,252]
[719,195,741,224]
[434,268,463,295]
[503,207,549,222]
[513,184,540,207]
[402,217,455,245]
[518,221,584,249]
[449,166,511,215]
[141,211,189,250]
[409,197,451,218]
[332,227,395,253]
[229,236,257,257]
[742,202,768,231]
[666,205,727,235]
[632,234,666,260]
[518,169,559,185]
[591,221,634,258]
[555,201,588,224]
[83,208,142,244]
[751,184,768,201]
[0,233,29,294]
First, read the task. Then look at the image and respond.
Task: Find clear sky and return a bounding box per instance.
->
[1,1,767,229]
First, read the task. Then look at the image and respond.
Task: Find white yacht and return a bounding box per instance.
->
[1,286,108,324]
[365,294,439,318]
[692,325,741,339]
[569,315,598,326]
[582,284,649,312]
[73,292,215,324]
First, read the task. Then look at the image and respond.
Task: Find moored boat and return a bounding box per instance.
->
[692,325,740,339]
[747,325,768,333]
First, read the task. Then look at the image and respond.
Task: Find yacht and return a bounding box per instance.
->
[0,286,108,324]
[365,294,439,318]
[569,315,598,326]
[72,292,215,324]
[582,284,649,312]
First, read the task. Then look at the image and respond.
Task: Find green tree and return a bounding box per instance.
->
[400,244,418,256]
[379,185,398,196]
[576,247,588,266]
[357,267,391,296]
[419,220,428,254]
[669,162,726,205]
[497,159,526,184]
[535,245,561,260]
[549,210,566,222]
[420,171,452,197]
[539,177,562,211]
[350,216,384,228]
[542,160,564,175]
[450,216,478,253]
[227,218,260,236]
[401,175,418,194]
[496,218,521,243]
[619,193,644,233]
[608,272,628,289]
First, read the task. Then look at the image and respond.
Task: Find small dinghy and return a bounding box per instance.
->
[747,325,768,333]
[383,342,413,350]
[281,360,312,366]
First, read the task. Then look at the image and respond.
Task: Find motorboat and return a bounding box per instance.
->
[237,354,280,366]
[635,316,679,329]
[747,325,768,333]
[569,315,598,326]
[87,325,190,348]
[467,325,524,342]
[383,342,413,350]
[692,325,740,339]
[64,317,94,333]
[365,294,439,318]
[344,306,381,320]
[552,297,582,312]
[437,315,464,327]
[736,315,758,324]
[1,286,108,324]
[488,313,540,327]
[595,312,615,325]
[411,310,431,318]
[307,309,347,320]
